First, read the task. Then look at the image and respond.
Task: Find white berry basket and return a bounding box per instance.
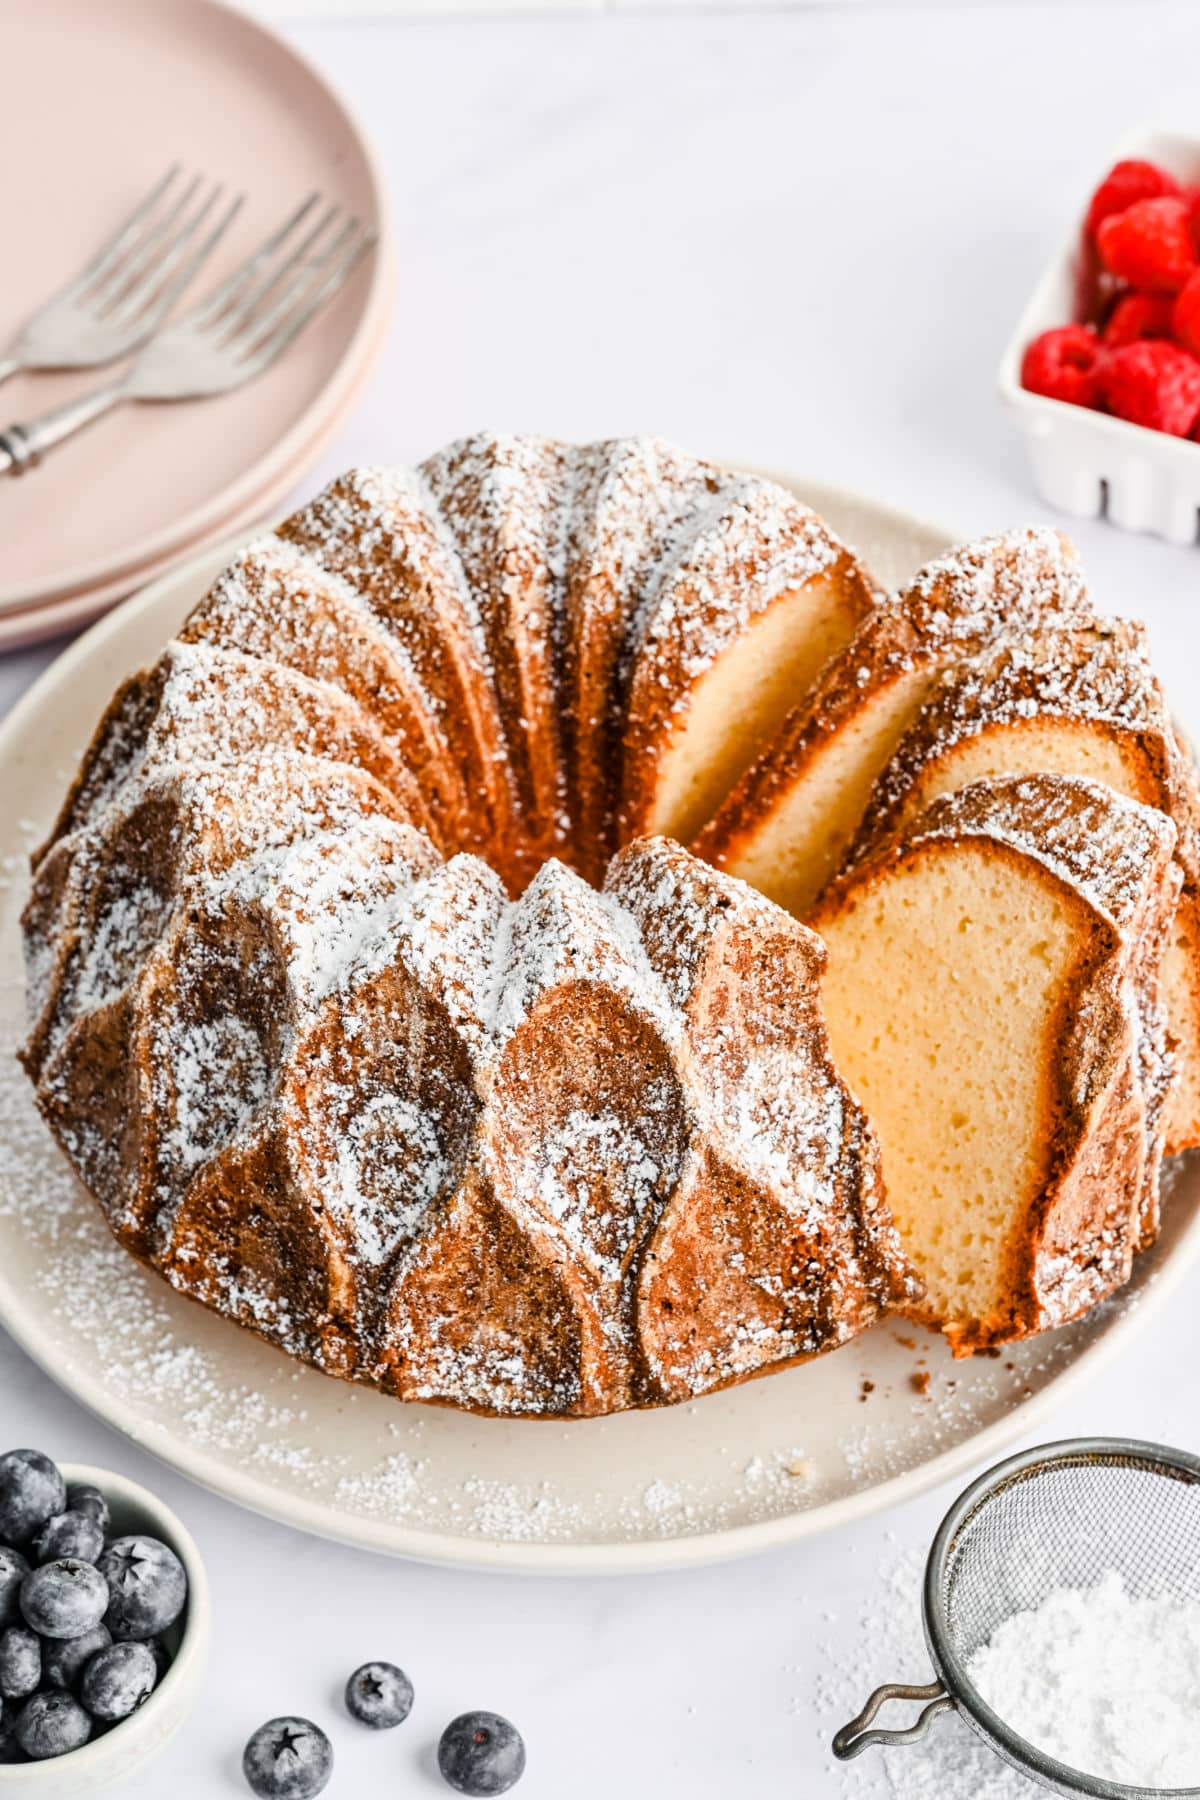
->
[998,126,1200,545]
[0,1464,210,1795]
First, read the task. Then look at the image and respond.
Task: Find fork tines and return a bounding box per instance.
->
[71,167,242,327]
[190,194,377,367]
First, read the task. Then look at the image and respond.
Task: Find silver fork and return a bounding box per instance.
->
[0,168,241,388]
[0,197,376,478]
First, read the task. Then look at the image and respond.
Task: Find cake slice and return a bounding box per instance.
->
[810,775,1179,1353]
[696,528,1093,916]
[618,476,877,849]
[849,620,1200,1154]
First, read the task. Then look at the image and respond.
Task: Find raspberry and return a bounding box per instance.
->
[1099,339,1200,436]
[1084,159,1180,240]
[1189,189,1200,255]
[1103,293,1174,347]
[1096,197,1197,295]
[1173,269,1200,358]
[1020,324,1104,409]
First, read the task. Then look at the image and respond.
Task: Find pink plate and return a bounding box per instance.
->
[0,0,394,614]
[0,286,390,653]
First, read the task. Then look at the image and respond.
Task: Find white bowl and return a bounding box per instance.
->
[0,1464,210,1795]
[998,125,1200,545]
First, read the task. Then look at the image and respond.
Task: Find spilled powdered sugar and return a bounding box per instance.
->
[818,1544,1042,1800]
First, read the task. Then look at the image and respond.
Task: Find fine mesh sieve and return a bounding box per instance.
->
[833,1437,1200,1799]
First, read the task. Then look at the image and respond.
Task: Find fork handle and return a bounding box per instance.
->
[0,358,20,390]
[0,383,126,477]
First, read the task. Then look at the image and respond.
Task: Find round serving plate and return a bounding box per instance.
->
[0,478,1196,1575]
[0,0,396,619]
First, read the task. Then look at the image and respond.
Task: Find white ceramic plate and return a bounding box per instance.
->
[0,480,1197,1575]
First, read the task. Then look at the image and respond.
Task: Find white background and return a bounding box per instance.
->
[3,6,1200,1796]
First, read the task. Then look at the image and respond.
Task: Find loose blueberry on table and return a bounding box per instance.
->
[344,1659,414,1728]
[242,1715,334,1800]
[0,1447,187,1760]
[438,1710,527,1796]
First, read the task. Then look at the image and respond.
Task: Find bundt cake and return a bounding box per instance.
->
[19,436,919,1419]
[811,774,1179,1353]
[18,431,1199,1409]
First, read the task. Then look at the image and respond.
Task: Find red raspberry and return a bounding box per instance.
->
[1096,197,1197,295]
[1173,269,1200,358]
[1099,339,1200,436]
[1084,159,1180,240]
[1189,189,1200,254]
[1020,325,1104,409]
[1103,293,1174,346]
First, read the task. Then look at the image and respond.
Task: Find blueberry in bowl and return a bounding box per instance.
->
[0,1453,209,1794]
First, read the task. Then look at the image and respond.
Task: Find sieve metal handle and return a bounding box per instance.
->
[832,1680,954,1758]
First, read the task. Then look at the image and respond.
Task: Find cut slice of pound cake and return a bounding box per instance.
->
[810,775,1180,1354]
[695,527,1093,916]
[847,620,1200,1155]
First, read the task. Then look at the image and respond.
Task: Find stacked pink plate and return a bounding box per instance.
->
[0,0,395,650]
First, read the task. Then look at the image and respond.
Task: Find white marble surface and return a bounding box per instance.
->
[3,6,1200,1796]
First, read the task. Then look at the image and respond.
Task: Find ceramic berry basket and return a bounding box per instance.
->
[998,126,1200,545]
[0,1464,209,1796]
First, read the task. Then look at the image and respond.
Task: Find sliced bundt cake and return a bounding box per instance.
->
[811,775,1179,1353]
[695,528,1093,915]
[847,620,1200,1155]
[20,433,1191,1411]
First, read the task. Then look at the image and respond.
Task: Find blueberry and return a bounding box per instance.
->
[33,1510,104,1566]
[0,1549,29,1629]
[14,1690,91,1760]
[20,1558,108,1638]
[97,1535,187,1639]
[80,1640,157,1722]
[65,1484,110,1537]
[345,1660,414,1729]
[0,1450,65,1549]
[42,1622,111,1691]
[437,1711,526,1796]
[242,1716,333,1799]
[0,1628,40,1700]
